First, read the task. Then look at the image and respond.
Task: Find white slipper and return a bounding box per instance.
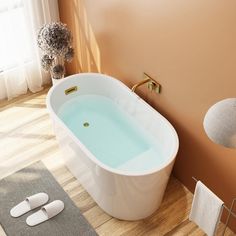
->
[10,193,49,218]
[26,200,64,227]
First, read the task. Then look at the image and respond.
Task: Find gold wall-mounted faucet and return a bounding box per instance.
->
[131,73,161,94]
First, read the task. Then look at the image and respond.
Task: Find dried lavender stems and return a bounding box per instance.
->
[37,22,74,80]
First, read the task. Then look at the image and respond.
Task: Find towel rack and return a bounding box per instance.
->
[192,177,236,235]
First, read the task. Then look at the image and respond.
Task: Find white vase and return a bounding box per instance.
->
[52,77,62,86]
[50,58,65,86]
[52,76,64,85]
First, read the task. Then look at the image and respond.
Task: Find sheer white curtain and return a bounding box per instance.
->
[0,0,59,100]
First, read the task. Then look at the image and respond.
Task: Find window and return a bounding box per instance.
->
[0,0,32,72]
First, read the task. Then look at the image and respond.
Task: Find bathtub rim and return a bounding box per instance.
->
[46,73,179,177]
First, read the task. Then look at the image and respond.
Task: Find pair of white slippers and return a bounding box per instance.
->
[10,193,64,227]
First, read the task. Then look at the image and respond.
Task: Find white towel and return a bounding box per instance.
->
[189,181,224,236]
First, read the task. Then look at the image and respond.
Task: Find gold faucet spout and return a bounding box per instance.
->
[131,78,152,92]
[131,73,161,93]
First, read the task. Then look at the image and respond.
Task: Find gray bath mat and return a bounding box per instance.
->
[0,162,97,236]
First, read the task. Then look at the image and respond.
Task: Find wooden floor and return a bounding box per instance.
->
[0,88,234,236]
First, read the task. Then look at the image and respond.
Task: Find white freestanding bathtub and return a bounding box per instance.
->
[47,73,179,220]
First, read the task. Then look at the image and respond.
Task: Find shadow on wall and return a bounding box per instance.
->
[80,0,158,88]
[65,0,101,74]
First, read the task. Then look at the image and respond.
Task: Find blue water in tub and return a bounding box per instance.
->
[58,95,164,171]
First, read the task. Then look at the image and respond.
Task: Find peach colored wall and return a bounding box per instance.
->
[59,0,236,230]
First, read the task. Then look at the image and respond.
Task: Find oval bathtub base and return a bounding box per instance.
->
[47,73,179,220]
[58,95,165,173]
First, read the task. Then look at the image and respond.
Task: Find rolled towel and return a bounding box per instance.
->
[189,181,224,236]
